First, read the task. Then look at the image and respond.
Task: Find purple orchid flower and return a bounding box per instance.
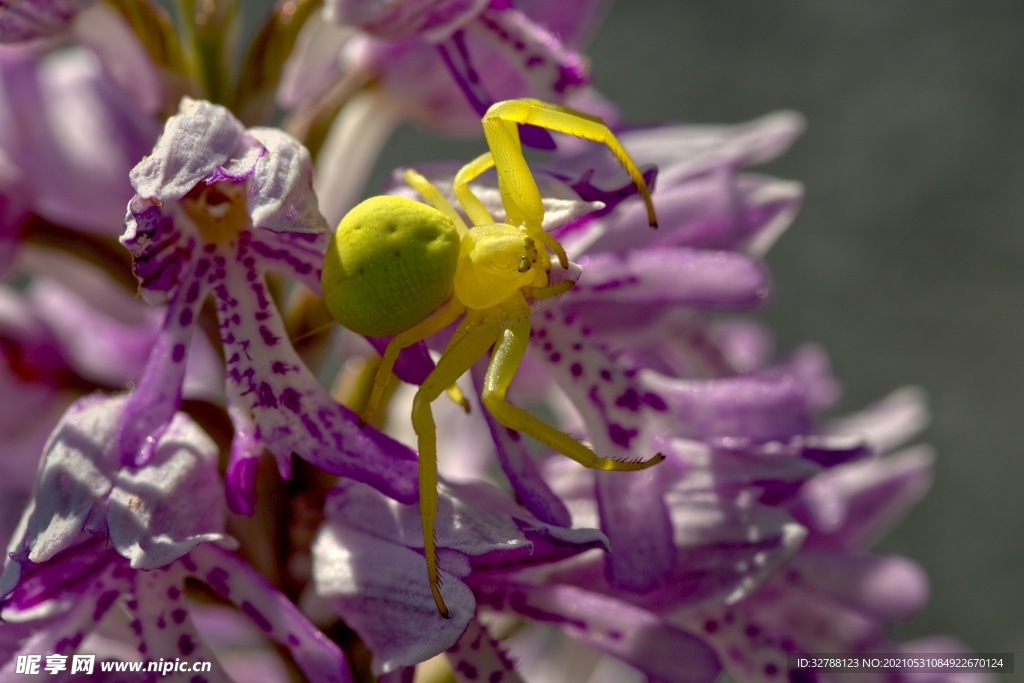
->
[312,474,723,683]
[374,112,853,582]
[302,0,600,126]
[119,97,418,515]
[0,393,352,682]
[282,0,611,223]
[677,388,994,683]
[0,267,222,550]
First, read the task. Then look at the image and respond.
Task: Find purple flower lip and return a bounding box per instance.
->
[118,98,419,512]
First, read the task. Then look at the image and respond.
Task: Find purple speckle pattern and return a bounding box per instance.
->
[114,255,204,467]
[216,231,418,501]
[474,6,588,100]
[1,546,351,682]
[189,544,351,682]
[534,312,662,459]
[118,101,420,507]
[445,620,522,683]
[683,603,815,683]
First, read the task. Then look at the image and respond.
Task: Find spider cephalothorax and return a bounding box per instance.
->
[322,99,663,617]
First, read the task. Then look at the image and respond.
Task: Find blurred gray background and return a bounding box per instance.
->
[359,0,1024,659]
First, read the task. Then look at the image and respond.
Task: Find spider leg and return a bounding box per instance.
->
[361,298,467,424]
[526,280,575,300]
[403,168,469,236]
[482,293,664,471]
[484,99,658,228]
[453,152,497,227]
[412,310,505,617]
[439,308,487,413]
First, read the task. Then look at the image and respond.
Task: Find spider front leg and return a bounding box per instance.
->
[411,309,506,618]
[482,292,665,472]
[482,99,658,229]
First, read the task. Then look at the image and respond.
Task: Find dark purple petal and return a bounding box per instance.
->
[1,537,112,609]
[471,362,573,527]
[116,268,204,466]
[366,335,436,385]
[596,469,674,592]
[642,371,812,443]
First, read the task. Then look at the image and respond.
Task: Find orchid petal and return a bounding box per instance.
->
[568,247,771,310]
[640,370,812,443]
[107,413,233,570]
[218,236,418,499]
[128,564,233,680]
[313,522,474,675]
[116,266,204,466]
[247,127,329,235]
[190,544,354,683]
[446,619,524,683]
[129,98,254,202]
[472,362,573,528]
[596,470,674,592]
[3,394,120,570]
[826,386,930,454]
[783,549,928,621]
[797,446,935,548]
[468,6,588,102]
[324,0,489,41]
[476,582,721,683]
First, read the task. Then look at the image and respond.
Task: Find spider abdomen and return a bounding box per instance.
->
[322,196,461,337]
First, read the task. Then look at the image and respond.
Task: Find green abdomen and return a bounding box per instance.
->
[322,196,461,337]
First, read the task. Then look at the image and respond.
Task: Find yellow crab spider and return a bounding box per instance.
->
[321,98,663,618]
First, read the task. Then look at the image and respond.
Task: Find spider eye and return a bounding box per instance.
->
[518,237,538,273]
